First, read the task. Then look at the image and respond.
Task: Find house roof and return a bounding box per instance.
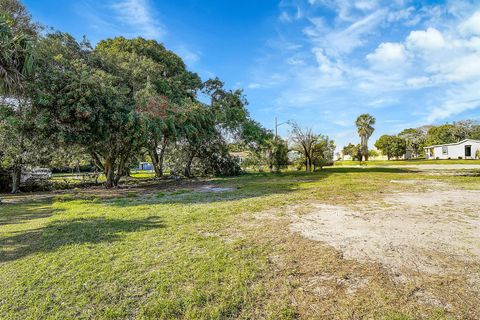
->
[423,139,480,149]
[229,151,249,158]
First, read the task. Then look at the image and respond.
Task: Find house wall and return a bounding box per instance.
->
[430,142,480,159]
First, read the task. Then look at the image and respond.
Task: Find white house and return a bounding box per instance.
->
[424,139,480,160]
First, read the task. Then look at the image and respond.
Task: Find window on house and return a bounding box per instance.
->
[442,146,448,155]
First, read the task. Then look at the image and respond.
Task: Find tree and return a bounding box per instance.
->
[355,114,376,161]
[311,136,335,170]
[453,120,477,141]
[0,0,38,194]
[290,122,318,172]
[0,0,36,94]
[398,128,426,158]
[0,98,52,193]
[32,33,141,188]
[95,37,202,178]
[374,135,406,160]
[342,143,362,161]
[265,136,289,172]
[389,136,407,159]
[469,125,480,140]
[368,149,379,159]
[425,124,458,146]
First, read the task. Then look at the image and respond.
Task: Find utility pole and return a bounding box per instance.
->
[275,117,288,139]
[275,117,278,138]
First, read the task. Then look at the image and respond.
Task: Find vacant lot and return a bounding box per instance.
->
[1,167,479,319]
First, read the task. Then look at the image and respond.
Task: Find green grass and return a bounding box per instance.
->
[335,159,480,166]
[1,167,478,319]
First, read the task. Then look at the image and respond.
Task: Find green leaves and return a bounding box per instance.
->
[0,11,35,94]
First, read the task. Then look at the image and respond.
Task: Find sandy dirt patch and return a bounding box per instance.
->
[196,185,235,193]
[289,189,480,276]
[382,164,480,170]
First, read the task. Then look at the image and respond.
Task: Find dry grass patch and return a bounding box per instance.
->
[228,179,480,319]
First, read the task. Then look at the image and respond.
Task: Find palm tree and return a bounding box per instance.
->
[355,114,376,161]
[0,13,35,94]
[0,3,36,198]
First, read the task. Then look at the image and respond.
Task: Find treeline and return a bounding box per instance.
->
[343,120,480,160]
[0,0,276,192]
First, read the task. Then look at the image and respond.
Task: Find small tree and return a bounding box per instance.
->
[311,136,335,170]
[368,149,379,159]
[398,128,426,158]
[289,122,334,172]
[375,135,406,160]
[342,143,362,161]
[265,136,289,172]
[290,122,318,172]
[375,135,394,160]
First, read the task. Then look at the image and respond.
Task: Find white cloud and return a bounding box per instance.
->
[247,83,261,89]
[366,42,407,66]
[279,6,303,22]
[110,0,164,39]
[458,11,480,36]
[405,76,430,88]
[251,0,480,132]
[286,57,305,65]
[427,81,480,123]
[326,9,387,55]
[355,0,378,11]
[312,48,344,79]
[175,46,201,65]
[406,27,445,51]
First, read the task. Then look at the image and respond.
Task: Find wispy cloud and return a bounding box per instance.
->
[75,0,165,41]
[246,0,480,149]
[110,0,165,39]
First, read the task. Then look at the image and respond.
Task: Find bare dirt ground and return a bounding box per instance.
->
[248,178,480,317]
[290,188,480,276]
[371,164,480,170]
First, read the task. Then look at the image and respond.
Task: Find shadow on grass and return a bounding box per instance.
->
[0,203,56,226]
[103,166,414,207]
[0,216,163,262]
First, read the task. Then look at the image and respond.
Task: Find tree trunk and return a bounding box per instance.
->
[157,137,168,177]
[150,137,168,178]
[184,155,194,178]
[104,158,116,188]
[113,153,128,187]
[150,148,162,178]
[305,157,312,172]
[11,166,21,193]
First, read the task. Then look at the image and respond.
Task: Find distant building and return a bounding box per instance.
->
[424,139,480,160]
[287,150,301,162]
[229,151,249,164]
[137,162,154,170]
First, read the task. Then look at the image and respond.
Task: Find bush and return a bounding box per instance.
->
[166,135,241,177]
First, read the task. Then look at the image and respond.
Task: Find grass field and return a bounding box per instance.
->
[334,159,480,166]
[1,167,479,319]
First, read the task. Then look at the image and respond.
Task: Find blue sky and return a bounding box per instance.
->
[24,0,480,149]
